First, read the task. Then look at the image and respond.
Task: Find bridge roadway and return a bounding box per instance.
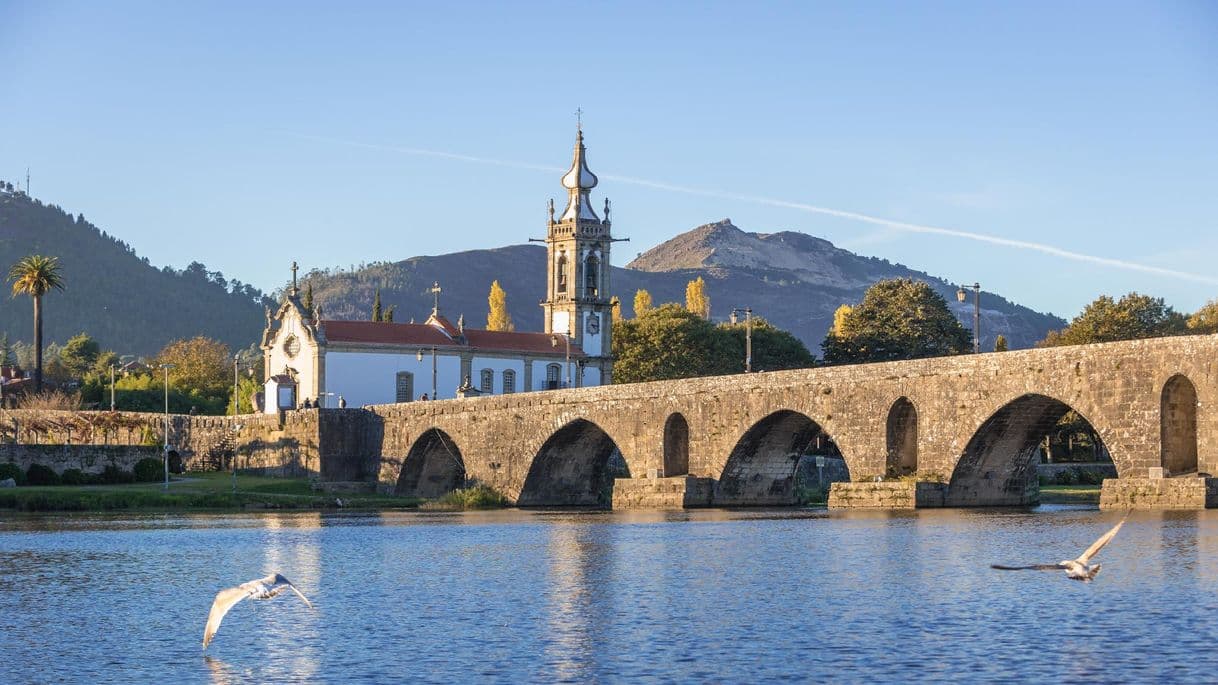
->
[366,333,1215,508]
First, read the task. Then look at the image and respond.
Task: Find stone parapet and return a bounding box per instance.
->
[1099,477,1218,510]
[828,481,947,509]
[611,476,715,509]
[0,443,162,475]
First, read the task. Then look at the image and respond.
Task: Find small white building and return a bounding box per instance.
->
[259,126,620,410]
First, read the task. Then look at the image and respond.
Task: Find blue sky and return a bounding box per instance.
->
[1,0,1215,318]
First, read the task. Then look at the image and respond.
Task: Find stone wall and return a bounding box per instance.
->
[0,443,162,475]
[827,482,948,509]
[1099,477,1218,510]
[612,476,715,509]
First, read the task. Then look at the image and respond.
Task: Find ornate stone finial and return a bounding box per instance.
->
[429,281,442,314]
[548,198,555,223]
[604,198,611,222]
[290,261,299,294]
[575,106,583,132]
[457,313,465,333]
[264,305,273,327]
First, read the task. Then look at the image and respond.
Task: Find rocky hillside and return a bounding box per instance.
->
[304,219,1064,352]
[0,185,270,356]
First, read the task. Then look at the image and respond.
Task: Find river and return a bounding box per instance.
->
[1,506,1216,683]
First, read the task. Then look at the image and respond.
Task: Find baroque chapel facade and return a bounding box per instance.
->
[258,128,617,409]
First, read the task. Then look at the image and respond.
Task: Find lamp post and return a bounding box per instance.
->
[233,354,240,415]
[551,334,571,388]
[109,364,116,411]
[159,363,175,490]
[231,422,243,495]
[956,283,981,354]
[730,307,754,373]
[417,347,437,399]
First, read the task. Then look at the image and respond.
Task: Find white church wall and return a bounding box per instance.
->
[469,357,526,394]
[265,309,319,401]
[325,350,462,405]
[581,311,603,357]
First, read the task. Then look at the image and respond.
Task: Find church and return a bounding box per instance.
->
[259,127,619,409]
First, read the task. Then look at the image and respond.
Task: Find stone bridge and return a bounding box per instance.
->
[2,334,1213,509]
[367,333,1215,508]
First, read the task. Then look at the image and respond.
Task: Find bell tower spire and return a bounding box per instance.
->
[540,123,622,385]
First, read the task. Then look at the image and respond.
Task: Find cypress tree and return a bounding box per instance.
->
[371,289,383,322]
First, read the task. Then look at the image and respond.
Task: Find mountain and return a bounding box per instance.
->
[0,184,270,356]
[304,219,1064,352]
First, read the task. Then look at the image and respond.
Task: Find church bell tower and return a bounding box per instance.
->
[541,125,618,385]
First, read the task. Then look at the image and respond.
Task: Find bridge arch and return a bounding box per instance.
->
[518,418,630,507]
[946,393,1113,506]
[663,413,689,477]
[716,409,847,506]
[885,397,918,477]
[1161,374,1198,475]
[396,428,465,498]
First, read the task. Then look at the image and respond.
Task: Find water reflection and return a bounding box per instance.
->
[4,508,1218,683]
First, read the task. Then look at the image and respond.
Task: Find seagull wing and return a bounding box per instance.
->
[1076,516,1127,565]
[990,564,1065,571]
[202,586,254,649]
[267,574,313,609]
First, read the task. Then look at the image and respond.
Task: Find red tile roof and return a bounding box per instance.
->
[322,320,586,357]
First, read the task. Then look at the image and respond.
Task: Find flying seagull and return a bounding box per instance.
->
[203,573,313,649]
[991,515,1128,581]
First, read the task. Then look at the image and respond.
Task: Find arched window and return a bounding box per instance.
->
[480,369,494,393]
[502,369,516,394]
[546,363,562,390]
[395,371,414,403]
[556,255,568,294]
[585,254,600,297]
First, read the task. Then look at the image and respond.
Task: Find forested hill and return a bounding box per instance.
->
[301,220,1065,351]
[0,184,270,356]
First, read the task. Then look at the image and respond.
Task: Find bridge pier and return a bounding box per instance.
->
[1100,476,1218,509]
[827,481,948,509]
[611,476,714,509]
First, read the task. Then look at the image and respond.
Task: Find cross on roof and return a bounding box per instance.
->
[430,281,442,313]
[575,107,582,131]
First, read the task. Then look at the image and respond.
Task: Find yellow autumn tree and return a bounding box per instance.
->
[831,304,854,337]
[685,277,710,320]
[633,289,653,317]
[486,280,514,331]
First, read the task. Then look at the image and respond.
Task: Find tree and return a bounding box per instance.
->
[385,306,395,323]
[1188,299,1218,334]
[7,254,65,391]
[718,317,815,372]
[1037,292,1187,347]
[371,289,383,322]
[154,337,232,403]
[612,304,739,383]
[59,332,100,378]
[994,334,1008,352]
[302,281,314,312]
[633,289,653,317]
[831,304,853,337]
[685,277,710,319]
[0,334,14,367]
[486,280,514,331]
[822,278,970,364]
[609,296,621,325]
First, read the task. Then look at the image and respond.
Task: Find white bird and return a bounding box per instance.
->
[203,573,313,649]
[991,515,1128,581]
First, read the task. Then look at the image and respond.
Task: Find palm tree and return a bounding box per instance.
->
[8,255,65,392]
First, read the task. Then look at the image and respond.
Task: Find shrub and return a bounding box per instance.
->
[1080,469,1106,486]
[99,464,134,484]
[168,451,184,474]
[1055,469,1079,486]
[0,462,25,485]
[26,463,60,486]
[431,484,509,509]
[133,458,164,483]
[61,468,88,485]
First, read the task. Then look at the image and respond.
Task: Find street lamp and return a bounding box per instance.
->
[109,364,116,411]
[417,347,437,399]
[956,283,981,354]
[232,354,240,416]
[159,363,175,490]
[551,334,571,388]
[231,422,243,495]
[730,307,754,373]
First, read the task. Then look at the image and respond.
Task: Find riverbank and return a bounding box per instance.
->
[0,471,420,512]
[1039,484,1101,504]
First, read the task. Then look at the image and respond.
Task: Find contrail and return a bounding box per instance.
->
[283,132,1218,286]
